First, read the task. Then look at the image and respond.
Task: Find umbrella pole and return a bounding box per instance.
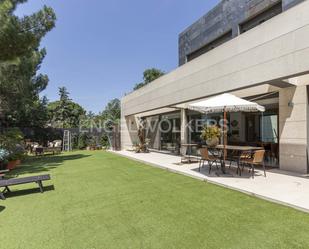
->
[223,108,227,174]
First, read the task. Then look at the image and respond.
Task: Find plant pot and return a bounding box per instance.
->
[7,160,18,170]
[206,137,219,147]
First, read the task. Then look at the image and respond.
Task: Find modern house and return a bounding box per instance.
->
[121,0,309,174]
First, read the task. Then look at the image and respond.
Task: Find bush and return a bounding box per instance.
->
[100,134,110,149]
[77,133,88,150]
[0,128,25,161]
[0,149,9,161]
[0,148,9,169]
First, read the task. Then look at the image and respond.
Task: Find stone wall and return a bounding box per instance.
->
[179,0,304,65]
[279,76,309,174]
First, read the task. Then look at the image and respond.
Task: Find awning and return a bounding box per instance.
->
[187,93,265,113]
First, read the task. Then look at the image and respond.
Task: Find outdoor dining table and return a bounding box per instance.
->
[208,145,263,174]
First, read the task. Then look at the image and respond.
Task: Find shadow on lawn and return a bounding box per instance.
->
[0,206,5,213]
[4,185,55,199]
[9,154,91,177]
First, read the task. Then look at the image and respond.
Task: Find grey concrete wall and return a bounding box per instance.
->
[121,100,139,150]
[279,76,309,174]
[179,0,305,66]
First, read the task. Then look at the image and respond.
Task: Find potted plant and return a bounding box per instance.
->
[200,125,221,147]
[134,123,149,153]
[0,128,25,169]
[7,155,19,170]
[7,144,25,169]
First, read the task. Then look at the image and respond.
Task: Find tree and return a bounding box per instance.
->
[133,68,165,90]
[0,49,51,127]
[48,87,86,128]
[0,0,56,127]
[0,0,56,62]
[99,98,121,130]
[101,99,121,121]
[59,87,70,102]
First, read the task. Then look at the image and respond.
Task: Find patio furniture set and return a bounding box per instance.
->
[179,93,267,178]
[181,144,266,178]
[26,140,62,156]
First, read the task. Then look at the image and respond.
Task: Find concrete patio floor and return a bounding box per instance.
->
[113,150,309,213]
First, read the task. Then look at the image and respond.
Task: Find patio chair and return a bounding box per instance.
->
[199,148,220,174]
[240,150,266,178]
[228,150,252,174]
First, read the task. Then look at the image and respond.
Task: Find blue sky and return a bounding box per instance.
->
[16,0,219,113]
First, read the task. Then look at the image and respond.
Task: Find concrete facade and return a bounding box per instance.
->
[121,1,309,173]
[122,1,309,116]
[279,77,309,173]
[179,0,305,65]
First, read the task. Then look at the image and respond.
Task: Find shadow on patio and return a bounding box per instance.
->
[191,162,267,179]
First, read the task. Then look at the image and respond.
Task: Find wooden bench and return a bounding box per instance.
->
[0,174,51,200]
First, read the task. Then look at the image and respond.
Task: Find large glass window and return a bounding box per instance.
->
[261,115,278,143]
[160,113,180,154]
[145,115,160,150]
[145,112,181,154]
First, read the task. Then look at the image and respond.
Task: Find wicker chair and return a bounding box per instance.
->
[240,150,266,178]
[229,150,252,175]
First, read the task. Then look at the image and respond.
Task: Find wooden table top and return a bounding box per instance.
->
[214,145,264,151]
[181,144,199,147]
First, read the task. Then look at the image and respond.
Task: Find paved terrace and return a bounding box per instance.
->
[113,150,309,213]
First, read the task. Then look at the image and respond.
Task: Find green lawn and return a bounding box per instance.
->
[1,151,309,249]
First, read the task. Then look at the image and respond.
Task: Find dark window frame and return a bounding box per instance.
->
[186,30,233,62]
[239,1,283,34]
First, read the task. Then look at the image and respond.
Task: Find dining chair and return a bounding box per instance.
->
[240,150,266,178]
[199,148,220,174]
[230,151,252,175]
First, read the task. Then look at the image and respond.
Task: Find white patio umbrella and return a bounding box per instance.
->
[187,93,265,170]
[187,93,265,113]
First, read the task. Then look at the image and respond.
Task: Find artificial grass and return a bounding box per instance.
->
[0,151,309,249]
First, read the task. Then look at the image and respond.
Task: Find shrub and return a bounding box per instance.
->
[0,128,25,161]
[77,133,88,149]
[100,134,110,149]
[0,148,9,170]
[0,148,9,162]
